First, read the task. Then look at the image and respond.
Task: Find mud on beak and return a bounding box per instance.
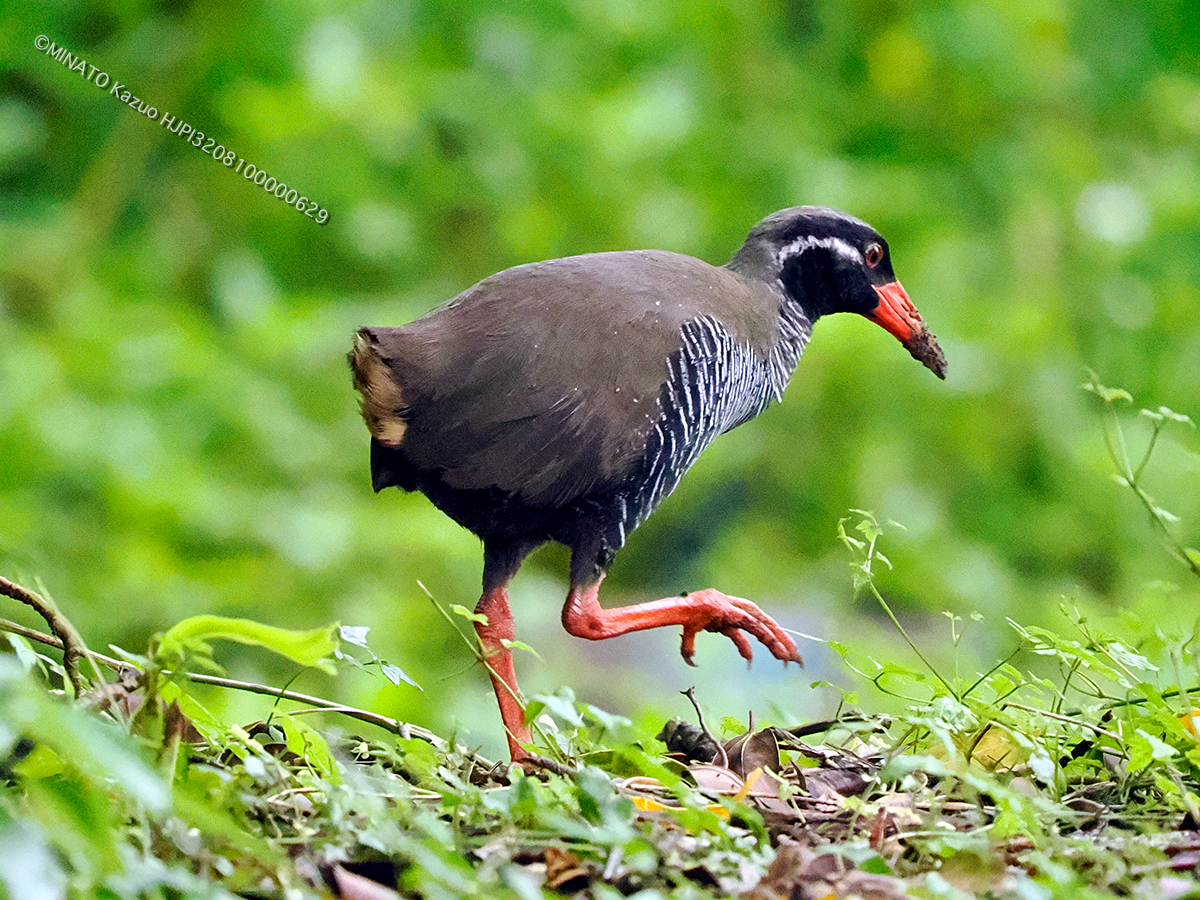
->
[868,281,947,379]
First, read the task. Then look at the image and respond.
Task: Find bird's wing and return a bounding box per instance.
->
[373,252,775,508]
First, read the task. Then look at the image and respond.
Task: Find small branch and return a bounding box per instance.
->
[1132,420,1163,483]
[0,576,92,696]
[185,672,479,757]
[786,713,875,738]
[0,613,494,767]
[681,686,727,767]
[1004,702,1127,753]
[864,532,957,699]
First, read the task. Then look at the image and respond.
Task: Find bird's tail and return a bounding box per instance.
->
[348,328,409,447]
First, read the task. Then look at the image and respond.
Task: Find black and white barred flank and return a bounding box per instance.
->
[599,300,813,554]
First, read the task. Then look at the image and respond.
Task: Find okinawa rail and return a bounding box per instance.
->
[350,206,946,761]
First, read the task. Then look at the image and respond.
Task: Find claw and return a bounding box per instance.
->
[678,590,801,667]
[680,627,698,664]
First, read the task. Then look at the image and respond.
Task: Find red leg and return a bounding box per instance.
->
[561,579,803,666]
[474,586,531,762]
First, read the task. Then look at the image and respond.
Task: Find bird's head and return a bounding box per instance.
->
[733,206,946,379]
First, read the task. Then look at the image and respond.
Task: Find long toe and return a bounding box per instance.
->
[680,626,699,665]
[687,589,802,666]
[721,626,755,664]
[726,595,803,664]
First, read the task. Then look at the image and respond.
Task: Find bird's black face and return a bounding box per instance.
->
[761,207,947,378]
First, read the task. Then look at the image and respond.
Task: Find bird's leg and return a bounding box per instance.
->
[473,585,531,762]
[477,539,540,762]
[561,577,803,667]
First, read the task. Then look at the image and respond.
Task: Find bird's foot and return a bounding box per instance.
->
[676,589,803,667]
[561,582,802,668]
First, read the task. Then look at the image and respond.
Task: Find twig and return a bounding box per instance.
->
[0,576,93,696]
[786,713,876,738]
[0,613,494,767]
[681,686,728,767]
[1004,702,1127,752]
[1086,374,1200,581]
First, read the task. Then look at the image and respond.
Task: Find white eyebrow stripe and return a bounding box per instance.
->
[776,234,864,266]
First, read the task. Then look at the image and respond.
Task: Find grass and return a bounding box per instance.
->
[0,378,1197,899]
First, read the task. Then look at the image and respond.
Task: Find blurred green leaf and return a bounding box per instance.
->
[450,605,487,625]
[1127,730,1175,773]
[0,805,65,900]
[156,616,338,674]
[278,714,338,779]
[0,658,169,814]
[1082,380,1133,404]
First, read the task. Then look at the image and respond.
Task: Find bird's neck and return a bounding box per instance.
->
[765,285,814,401]
[725,254,817,401]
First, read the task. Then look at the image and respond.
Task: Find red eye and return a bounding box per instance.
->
[865,243,884,268]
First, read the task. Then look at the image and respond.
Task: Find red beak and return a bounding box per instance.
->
[867,281,947,379]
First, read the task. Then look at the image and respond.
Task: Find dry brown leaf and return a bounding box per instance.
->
[725,728,781,778]
[331,864,400,900]
[691,763,747,795]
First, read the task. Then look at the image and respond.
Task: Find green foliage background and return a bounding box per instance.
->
[2,0,1198,757]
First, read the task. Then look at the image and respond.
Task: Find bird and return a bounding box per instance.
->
[350,206,945,762]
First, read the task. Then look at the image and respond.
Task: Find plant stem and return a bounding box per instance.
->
[858,529,959,700]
